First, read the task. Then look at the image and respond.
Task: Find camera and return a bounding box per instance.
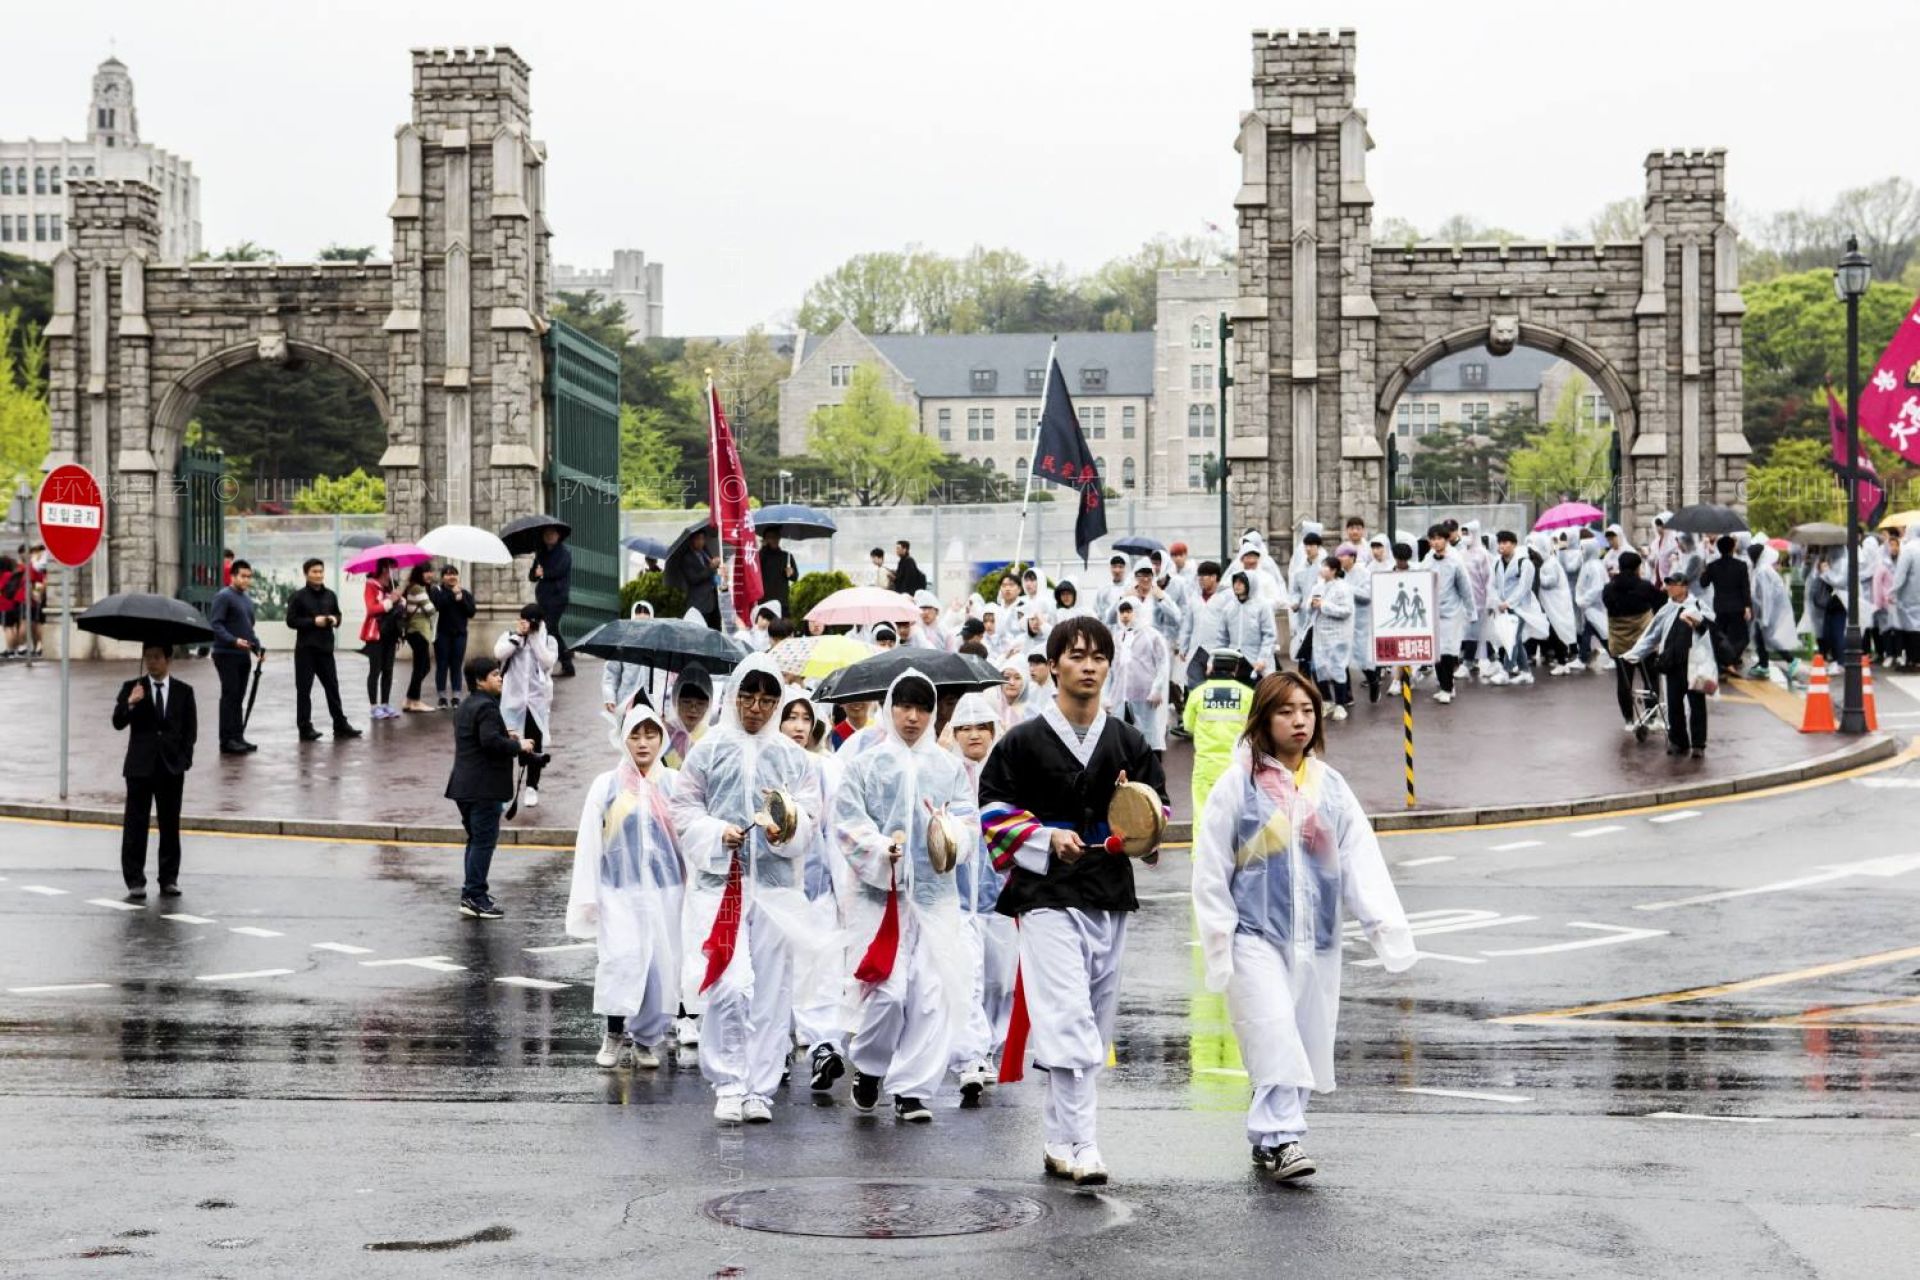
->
[525,751,553,769]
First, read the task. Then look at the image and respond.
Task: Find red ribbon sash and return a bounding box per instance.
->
[698,852,744,994]
[853,862,901,984]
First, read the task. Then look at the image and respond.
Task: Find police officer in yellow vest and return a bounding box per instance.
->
[1181,648,1255,818]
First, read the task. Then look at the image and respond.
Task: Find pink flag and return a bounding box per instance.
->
[1827,382,1886,525]
[707,381,762,626]
[1859,293,1920,462]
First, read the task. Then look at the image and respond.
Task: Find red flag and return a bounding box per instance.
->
[698,853,744,994]
[997,957,1030,1084]
[707,380,762,627]
[852,863,901,984]
[1859,293,1920,463]
[1826,381,1887,526]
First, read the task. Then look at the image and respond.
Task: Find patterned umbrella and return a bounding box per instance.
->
[769,633,875,680]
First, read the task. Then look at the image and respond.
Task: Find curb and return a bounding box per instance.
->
[0,734,1900,849]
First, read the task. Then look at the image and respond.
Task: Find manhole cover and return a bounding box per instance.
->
[703,1181,1048,1239]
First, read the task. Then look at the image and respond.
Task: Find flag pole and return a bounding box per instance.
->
[706,371,733,634]
[1009,336,1056,578]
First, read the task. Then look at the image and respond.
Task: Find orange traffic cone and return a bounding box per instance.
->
[1862,655,1879,731]
[1799,654,1837,734]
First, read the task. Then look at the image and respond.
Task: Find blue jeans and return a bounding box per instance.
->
[457,799,503,899]
[434,631,468,695]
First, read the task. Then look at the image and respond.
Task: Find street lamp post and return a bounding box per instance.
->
[1834,235,1873,734]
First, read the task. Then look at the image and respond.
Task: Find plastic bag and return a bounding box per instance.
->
[1490,612,1519,654]
[1686,628,1719,695]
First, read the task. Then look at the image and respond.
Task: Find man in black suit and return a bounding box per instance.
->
[113,644,198,900]
[532,528,575,677]
[286,557,361,741]
[445,655,536,919]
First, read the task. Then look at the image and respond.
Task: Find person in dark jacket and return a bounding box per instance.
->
[1603,550,1667,731]
[429,563,477,708]
[1699,534,1753,676]
[759,528,798,616]
[114,644,198,899]
[446,655,536,918]
[892,539,928,598]
[208,559,263,754]
[285,557,361,742]
[532,528,575,677]
[668,529,722,630]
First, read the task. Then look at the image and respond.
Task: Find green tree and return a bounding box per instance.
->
[0,308,50,494]
[1746,438,1843,535]
[1505,374,1612,506]
[674,328,789,479]
[0,253,52,364]
[1741,269,1911,461]
[1404,405,1537,501]
[292,467,385,514]
[202,240,279,262]
[620,403,683,509]
[189,361,385,507]
[795,252,912,333]
[318,244,377,262]
[807,365,940,506]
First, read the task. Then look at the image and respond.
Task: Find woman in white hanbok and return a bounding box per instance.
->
[1191,672,1415,1182]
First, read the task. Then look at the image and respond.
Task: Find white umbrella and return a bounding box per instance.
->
[419,524,513,565]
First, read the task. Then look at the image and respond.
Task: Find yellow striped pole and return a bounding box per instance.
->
[1401,665,1415,808]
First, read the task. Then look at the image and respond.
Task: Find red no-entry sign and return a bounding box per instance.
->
[37,463,106,567]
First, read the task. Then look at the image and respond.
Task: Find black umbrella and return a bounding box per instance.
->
[339,531,386,550]
[753,504,838,541]
[500,513,572,557]
[662,519,719,591]
[77,593,216,648]
[622,534,670,559]
[813,648,1005,704]
[1663,504,1745,536]
[573,618,750,675]
[1110,535,1165,556]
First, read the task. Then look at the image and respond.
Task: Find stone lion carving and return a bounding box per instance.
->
[1487,315,1519,356]
[256,332,290,365]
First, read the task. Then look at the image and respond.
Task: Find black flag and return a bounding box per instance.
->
[1030,356,1108,564]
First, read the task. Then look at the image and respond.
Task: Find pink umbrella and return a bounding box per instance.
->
[805,586,918,627]
[344,542,432,575]
[1533,502,1606,532]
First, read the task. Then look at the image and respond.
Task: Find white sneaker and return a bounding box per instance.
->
[1387,680,1402,697]
[1547,663,1568,676]
[1434,690,1454,704]
[1330,705,1348,721]
[595,1032,626,1069]
[741,1096,773,1124]
[632,1041,660,1069]
[1516,670,1535,685]
[1565,658,1586,672]
[523,786,540,809]
[1594,655,1615,672]
[714,1095,745,1123]
[673,1015,700,1047]
[1070,1145,1109,1186]
[1043,1143,1075,1179]
[959,1061,994,1089]
[1488,669,1510,686]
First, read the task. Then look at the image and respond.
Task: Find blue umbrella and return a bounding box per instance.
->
[622,534,670,559]
[753,504,838,541]
[1111,535,1165,556]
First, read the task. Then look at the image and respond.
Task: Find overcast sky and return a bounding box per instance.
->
[6,0,1909,334]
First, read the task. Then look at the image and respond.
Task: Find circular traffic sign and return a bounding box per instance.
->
[36,463,106,567]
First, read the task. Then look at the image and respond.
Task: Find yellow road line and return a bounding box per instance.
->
[1764,995,1920,1024]
[1490,942,1920,1024]
[1383,737,1920,839]
[1496,1016,1920,1033]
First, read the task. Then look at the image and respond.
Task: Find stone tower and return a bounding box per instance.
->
[87,56,139,150]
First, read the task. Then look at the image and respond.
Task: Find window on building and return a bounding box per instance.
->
[1122,405,1137,439]
[1463,402,1490,429]
[1122,457,1137,490]
[1190,363,1214,392]
[828,363,853,389]
[1202,404,1216,436]
[0,218,9,243]
[1083,406,1106,439]
[1187,404,1202,438]
[937,408,952,442]
[967,408,982,442]
[1187,453,1205,490]
[107,137,115,148]
[12,216,23,242]
[980,456,996,473]
[1094,455,1107,482]
[0,168,10,195]
[49,169,61,194]
[84,165,93,177]
[1461,362,1487,387]
[980,408,995,441]
[1014,406,1030,441]
[1190,317,1212,350]
[1024,367,1045,393]
[34,167,47,195]
[33,214,47,242]
[1583,394,1614,427]
[1015,457,1028,480]
[98,108,107,128]
[1079,367,1107,393]
[106,109,115,129]
[48,214,60,241]
[67,165,78,178]
[14,168,25,192]
[1393,401,1441,437]
[970,368,997,393]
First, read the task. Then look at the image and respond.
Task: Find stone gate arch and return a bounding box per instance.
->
[1227,28,1748,545]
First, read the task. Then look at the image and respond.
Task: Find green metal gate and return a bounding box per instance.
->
[543,319,622,643]
[177,444,226,614]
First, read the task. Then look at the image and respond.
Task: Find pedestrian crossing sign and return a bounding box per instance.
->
[1372,571,1436,665]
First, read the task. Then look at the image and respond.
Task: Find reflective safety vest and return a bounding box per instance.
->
[1185,676,1253,815]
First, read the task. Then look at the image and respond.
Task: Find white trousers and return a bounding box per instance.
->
[699,904,795,1102]
[792,894,846,1052]
[849,922,951,1102]
[1248,1085,1310,1147]
[950,912,1018,1070]
[1019,907,1128,1150]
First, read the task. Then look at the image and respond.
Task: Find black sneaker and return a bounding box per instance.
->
[333,722,363,739]
[1271,1142,1316,1181]
[459,896,504,920]
[809,1043,845,1093]
[298,726,323,742]
[437,697,449,709]
[159,884,181,898]
[124,888,147,903]
[1251,1143,1280,1173]
[894,1096,932,1123]
[959,1079,984,1109]
[851,1071,881,1113]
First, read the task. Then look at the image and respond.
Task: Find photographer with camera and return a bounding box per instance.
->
[491,604,558,810]
[446,655,539,919]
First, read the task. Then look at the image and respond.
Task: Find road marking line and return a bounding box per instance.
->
[1489,840,1543,852]
[1356,950,1484,967]
[1491,942,1920,1023]
[228,926,284,938]
[1498,1016,1920,1032]
[1634,853,1920,911]
[359,956,466,972]
[1648,810,1701,824]
[86,897,144,912]
[194,969,295,982]
[6,982,114,994]
[495,976,569,990]
[1197,1067,1249,1078]
[523,942,596,955]
[19,885,67,896]
[1643,1111,1773,1124]
[1851,777,1920,788]
[1398,1087,1532,1104]
[1398,856,1456,868]
[1479,922,1669,958]
[1569,826,1624,839]
[162,913,217,924]
[1764,995,1920,1024]
[312,942,374,956]
[1399,913,1537,939]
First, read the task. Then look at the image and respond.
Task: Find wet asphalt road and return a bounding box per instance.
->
[3,748,1919,1277]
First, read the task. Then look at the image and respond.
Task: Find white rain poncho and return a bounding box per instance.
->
[988,662,1031,731]
[1425,550,1478,658]
[832,669,981,1088]
[1529,533,1579,645]
[1191,748,1414,1093]
[1603,523,1641,576]
[1108,604,1172,749]
[1298,570,1355,683]
[565,702,684,1035]
[1894,527,1920,631]
[1218,576,1278,673]
[1457,522,1495,644]
[1349,536,1390,673]
[1489,548,1548,645]
[1286,549,1328,659]
[945,690,1019,1070]
[667,652,826,1094]
[781,689,852,1052]
[1574,537,1609,638]
[1751,545,1800,658]
[494,623,557,737]
[600,601,658,724]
